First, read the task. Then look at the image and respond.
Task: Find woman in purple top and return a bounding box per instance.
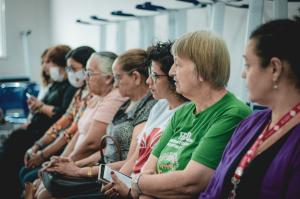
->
[200,19,300,199]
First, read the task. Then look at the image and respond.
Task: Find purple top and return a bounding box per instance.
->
[200,109,300,199]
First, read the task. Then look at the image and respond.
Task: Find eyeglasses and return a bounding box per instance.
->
[113,68,137,84]
[148,69,168,83]
[65,66,73,73]
[84,70,102,78]
[66,66,85,73]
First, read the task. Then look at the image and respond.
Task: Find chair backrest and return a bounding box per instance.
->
[246,102,267,112]
[0,78,39,123]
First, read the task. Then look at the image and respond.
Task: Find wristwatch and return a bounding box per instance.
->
[131,173,143,196]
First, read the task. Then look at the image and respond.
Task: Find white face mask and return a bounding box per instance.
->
[67,70,85,88]
[49,66,64,82]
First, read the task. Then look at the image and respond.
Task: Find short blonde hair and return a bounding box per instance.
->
[172,31,230,88]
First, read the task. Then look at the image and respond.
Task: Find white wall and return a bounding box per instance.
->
[50,0,101,51]
[1,0,299,100]
[223,6,248,100]
[0,0,50,84]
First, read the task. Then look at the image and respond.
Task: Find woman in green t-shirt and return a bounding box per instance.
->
[123,31,252,199]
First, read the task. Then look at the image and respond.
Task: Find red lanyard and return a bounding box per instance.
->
[229,102,300,199]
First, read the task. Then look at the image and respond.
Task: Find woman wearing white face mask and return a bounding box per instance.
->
[67,69,85,88]
[27,45,77,119]
[49,65,65,82]
[0,44,79,199]
[65,46,95,88]
[18,46,95,192]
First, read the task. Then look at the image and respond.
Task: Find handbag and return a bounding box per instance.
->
[99,134,122,164]
[41,135,121,197]
[41,172,101,197]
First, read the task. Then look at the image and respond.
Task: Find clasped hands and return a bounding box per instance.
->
[40,156,81,177]
[24,147,44,169]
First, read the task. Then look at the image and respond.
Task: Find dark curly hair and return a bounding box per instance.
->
[147,41,175,86]
[147,41,174,75]
[147,41,188,101]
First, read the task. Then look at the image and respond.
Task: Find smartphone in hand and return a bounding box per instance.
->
[26,92,33,98]
[98,164,132,188]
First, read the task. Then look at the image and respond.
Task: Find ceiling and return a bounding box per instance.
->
[74,0,251,24]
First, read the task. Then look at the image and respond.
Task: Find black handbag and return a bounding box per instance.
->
[41,135,121,198]
[41,172,101,198]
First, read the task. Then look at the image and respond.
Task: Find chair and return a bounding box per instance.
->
[0,78,39,123]
[246,102,267,112]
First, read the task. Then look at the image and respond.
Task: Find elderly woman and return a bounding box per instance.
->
[19,46,95,186]
[28,51,128,199]
[128,31,251,199]
[200,19,300,199]
[36,49,157,199]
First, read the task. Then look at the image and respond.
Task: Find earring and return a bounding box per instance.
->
[273,81,278,89]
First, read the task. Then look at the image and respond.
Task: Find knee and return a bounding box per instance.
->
[36,183,52,199]
[36,188,52,199]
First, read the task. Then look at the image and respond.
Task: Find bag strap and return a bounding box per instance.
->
[99,135,122,163]
[257,113,300,156]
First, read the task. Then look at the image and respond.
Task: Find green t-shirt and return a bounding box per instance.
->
[152,92,251,173]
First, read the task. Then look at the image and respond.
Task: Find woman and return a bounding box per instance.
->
[36,49,157,199]
[27,48,51,123]
[38,48,52,100]
[128,31,251,199]
[28,47,52,123]
[102,41,189,198]
[19,46,95,186]
[200,19,300,199]
[27,51,127,199]
[0,44,77,198]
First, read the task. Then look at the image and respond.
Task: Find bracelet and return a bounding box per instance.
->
[87,166,93,177]
[136,174,143,195]
[132,173,143,196]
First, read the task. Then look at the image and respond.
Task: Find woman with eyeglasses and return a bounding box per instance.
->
[19,46,95,189]
[125,31,252,199]
[101,41,189,198]
[37,49,157,199]
[30,50,128,197]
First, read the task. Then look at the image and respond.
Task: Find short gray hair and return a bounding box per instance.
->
[91,51,118,75]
